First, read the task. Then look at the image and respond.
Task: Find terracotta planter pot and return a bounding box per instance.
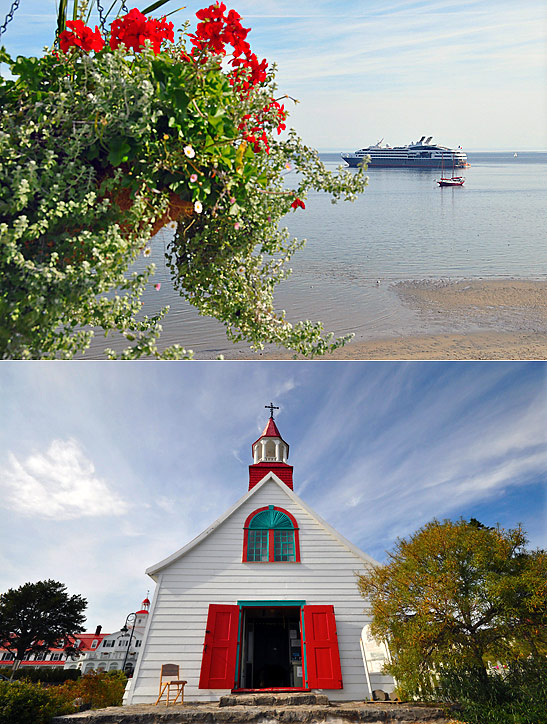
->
[105,186,194,237]
[21,180,194,267]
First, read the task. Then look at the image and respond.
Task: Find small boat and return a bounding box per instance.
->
[437,176,465,187]
[437,152,465,187]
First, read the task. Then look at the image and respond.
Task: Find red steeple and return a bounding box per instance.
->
[260,416,282,439]
[249,404,293,490]
[135,594,150,616]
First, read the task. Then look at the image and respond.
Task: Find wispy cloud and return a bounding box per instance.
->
[300,365,546,558]
[0,438,129,519]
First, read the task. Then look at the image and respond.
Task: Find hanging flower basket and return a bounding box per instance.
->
[0,1,368,359]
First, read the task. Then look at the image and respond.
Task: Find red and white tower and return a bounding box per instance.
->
[249,403,293,490]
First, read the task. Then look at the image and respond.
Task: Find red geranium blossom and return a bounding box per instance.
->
[110,8,174,54]
[291,198,305,210]
[59,20,105,53]
[189,2,268,93]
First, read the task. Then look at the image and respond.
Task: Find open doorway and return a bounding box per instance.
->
[238,606,303,689]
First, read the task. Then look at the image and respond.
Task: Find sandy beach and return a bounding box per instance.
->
[234,279,547,360]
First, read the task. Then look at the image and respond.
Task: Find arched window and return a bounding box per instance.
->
[243,506,300,562]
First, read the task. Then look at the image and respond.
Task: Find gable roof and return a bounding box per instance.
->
[146,472,379,578]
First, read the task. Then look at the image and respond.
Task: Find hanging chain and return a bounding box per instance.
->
[96,0,107,31]
[1,0,132,43]
[0,0,21,39]
[97,0,129,32]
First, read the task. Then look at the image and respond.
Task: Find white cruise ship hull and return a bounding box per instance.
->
[341,137,467,169]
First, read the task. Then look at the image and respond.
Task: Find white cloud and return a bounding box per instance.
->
[0,439,129,519]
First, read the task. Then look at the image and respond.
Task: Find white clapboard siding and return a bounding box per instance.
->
[126,475,393,704]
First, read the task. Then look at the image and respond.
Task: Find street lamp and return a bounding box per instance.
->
[120,612,137,674]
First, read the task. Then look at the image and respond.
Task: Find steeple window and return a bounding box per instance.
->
[264,440,277,460]
[243,506,300,562]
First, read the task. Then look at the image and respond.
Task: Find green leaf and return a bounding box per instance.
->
[168,180,186,193]
[171,88,189,113]
[57,0,69,39]
[107,138,132,165]
[140,0,171,15]
[162,6,186,19]
[0,46,13,68]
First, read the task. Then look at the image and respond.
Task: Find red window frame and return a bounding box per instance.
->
[242,506,301,563]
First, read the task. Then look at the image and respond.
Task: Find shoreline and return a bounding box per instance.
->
[236,331,546,360]
[224,279,547,360]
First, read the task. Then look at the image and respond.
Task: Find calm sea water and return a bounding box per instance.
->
[85,151,547,358]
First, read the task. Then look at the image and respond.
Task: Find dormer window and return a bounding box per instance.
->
[243,506,300,562]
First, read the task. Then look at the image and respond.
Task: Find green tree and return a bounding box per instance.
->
[0,580,87,678]
[356,519,547,698]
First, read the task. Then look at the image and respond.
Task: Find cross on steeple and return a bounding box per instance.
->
[265,402,279,419]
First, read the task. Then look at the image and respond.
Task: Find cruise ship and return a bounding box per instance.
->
[341,136,467,169]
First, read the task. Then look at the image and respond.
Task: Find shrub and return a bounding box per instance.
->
[58,670,127,709]
[437,659,547,724]
[0,680,73,724]
[10,667,81,684]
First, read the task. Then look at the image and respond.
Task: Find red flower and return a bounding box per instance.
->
[59,20,105,53]
[110,8,174,54]
[291,198,305,210]
[190,3,267,91]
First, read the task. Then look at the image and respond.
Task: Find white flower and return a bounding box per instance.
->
[194,200,203,214]
[143,247,151,257]
[184,145,195,159]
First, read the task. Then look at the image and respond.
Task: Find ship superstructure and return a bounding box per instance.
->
[341,136,467,169]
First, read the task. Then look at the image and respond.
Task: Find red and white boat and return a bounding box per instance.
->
[437,175,465,187]
[437,152,465,187]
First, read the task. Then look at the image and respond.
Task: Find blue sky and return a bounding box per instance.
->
[0,361,545,632]
[1,0,545,149]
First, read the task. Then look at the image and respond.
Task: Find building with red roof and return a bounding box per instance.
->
[0,597,149,676]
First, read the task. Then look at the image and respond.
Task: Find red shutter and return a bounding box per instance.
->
[198,604,239,689]
[303,605,343,689]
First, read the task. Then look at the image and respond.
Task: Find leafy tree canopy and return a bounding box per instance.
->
[357,518,546,698]
[0,580,87,668]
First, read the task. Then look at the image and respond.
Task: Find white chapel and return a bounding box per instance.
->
[125,408,394,703]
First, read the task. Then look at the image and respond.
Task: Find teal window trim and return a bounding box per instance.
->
[243,505,300,563]
[247,529,269,561]
[248,505,294,530]
[274,529,295,561]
